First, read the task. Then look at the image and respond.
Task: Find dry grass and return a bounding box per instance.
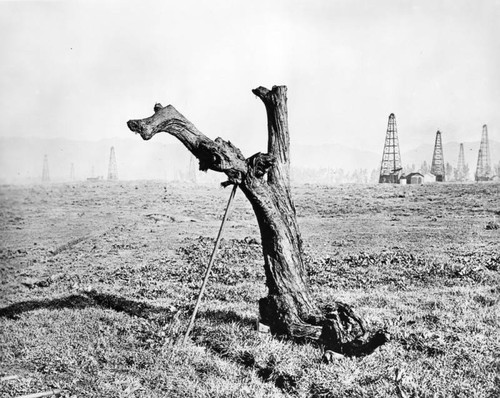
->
[1,181,499,397]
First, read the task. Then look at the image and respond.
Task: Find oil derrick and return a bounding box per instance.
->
[475,124,492,181]
[430,130,445,182]
[379,113,402,183]
[107,146,118,180]
[456,143,466,181]
[42,155,50,182]
[188,154,197,183]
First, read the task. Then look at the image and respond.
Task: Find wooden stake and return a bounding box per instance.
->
[182,184,238,344]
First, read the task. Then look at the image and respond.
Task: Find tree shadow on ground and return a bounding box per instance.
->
[198,308,256,329]
[0,292,257,330]
[0,291,302,393]
[0,291,173,320]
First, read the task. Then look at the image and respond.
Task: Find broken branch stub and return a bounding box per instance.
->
[127,86,388,357]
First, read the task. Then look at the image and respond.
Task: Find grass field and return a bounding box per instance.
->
[0,181,499,397]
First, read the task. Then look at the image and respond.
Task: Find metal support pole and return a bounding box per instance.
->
[181,184,238,344]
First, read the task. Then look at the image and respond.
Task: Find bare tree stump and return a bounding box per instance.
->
[127,85,389,357]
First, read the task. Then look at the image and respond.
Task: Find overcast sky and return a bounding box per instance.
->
[1,0,499,157]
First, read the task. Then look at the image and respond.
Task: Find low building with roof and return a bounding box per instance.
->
[406,172,424,184]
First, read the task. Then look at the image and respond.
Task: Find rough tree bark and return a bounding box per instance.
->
[127,86,388,357]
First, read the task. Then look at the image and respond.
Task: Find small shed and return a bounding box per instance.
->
[423,173,435,182]
[406,172,424,185]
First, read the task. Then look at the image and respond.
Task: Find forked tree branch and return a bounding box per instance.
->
[127,103,248,184]
[127,87,389,359]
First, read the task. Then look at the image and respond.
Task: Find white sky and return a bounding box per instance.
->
[1,0,499,157]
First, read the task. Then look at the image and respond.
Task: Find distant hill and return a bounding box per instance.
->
[0,137,382,184]
[0,136,204,184]
[0,136,498,184]
[291,144,380,170]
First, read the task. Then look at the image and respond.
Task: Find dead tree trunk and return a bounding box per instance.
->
[127,86,388,357]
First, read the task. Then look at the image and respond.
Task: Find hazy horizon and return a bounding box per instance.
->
[1,134,498,184]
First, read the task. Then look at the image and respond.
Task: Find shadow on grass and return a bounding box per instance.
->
[0,292,303,394]
[198,308,256,329]
[0,292,258,330]
[0,291,172,320]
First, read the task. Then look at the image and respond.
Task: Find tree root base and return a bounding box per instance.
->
[259,295,390,358]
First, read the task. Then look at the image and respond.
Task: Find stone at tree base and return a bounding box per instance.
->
[256,320,270,334]
[323,350,345,363]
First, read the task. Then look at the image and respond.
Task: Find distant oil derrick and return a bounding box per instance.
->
[107,146,118,180]
[456,143,467,181]
[379,113,403,183]
[189,154,197,183]
[42,155,50,182]
[430,130,445,182]
[475,124,492,181]
[70,163,75,180]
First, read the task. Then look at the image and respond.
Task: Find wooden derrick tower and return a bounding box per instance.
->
[188,154,197,183]
[430,130,445,182]
[475,124,492,181]
[42,155,50,182]
[379,113,403,183]
[107,146,118,180]
[456,143,467,181]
